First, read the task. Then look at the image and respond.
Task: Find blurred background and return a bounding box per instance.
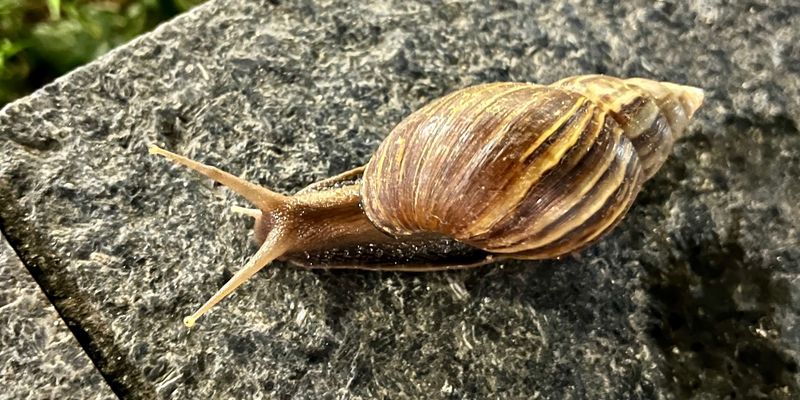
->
[0,0,205,107]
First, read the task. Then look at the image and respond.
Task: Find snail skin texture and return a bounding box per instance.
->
[149,74,704,327]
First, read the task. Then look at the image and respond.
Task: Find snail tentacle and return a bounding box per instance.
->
[149,145,287,211]
[183,223,294,328]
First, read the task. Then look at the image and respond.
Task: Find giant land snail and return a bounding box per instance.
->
[149,74,704,327]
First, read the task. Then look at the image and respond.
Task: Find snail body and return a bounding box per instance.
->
[150,74,703,326]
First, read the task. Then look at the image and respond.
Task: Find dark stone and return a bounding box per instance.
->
[0,233,115,399]
[0,0,798,398]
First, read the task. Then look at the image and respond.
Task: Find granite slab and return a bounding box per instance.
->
[0,232,115,400]
[0,0,798,398]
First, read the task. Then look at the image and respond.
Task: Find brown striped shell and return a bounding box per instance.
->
[362,75,704,259]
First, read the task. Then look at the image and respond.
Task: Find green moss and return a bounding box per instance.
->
[0,0,205,106]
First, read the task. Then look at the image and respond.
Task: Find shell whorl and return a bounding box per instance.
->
[554,75,703,179]
[361,75,703,259]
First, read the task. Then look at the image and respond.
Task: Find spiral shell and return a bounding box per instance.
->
[362,75,703,259]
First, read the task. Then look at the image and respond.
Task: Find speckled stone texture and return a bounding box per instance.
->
[0,0,798,398]
[0,233,115,400]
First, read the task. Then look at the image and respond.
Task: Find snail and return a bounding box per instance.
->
[149,74,704,327]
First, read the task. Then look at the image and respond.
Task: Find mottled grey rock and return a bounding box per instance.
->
[0,233,115,400]
[0,0,798,399]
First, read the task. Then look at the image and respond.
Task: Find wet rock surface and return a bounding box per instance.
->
[0,0,798,398]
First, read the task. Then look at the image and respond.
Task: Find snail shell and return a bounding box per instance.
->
[149,74,704,326]
[363,75,704,259]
